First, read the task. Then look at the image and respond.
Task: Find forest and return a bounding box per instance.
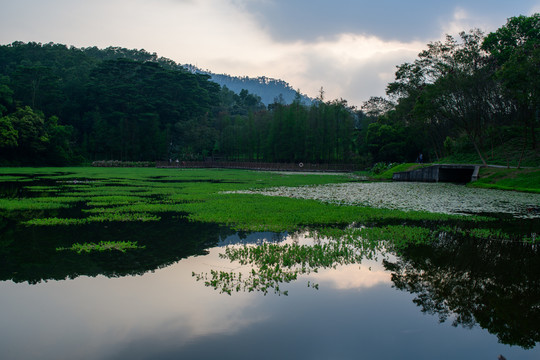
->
[0,14,538,167]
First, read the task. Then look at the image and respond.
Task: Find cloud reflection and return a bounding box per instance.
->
[0,248,264,360]
[309,262,391,290]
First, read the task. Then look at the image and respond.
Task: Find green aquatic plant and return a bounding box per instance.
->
[85,195,147,207]
[524,233,538,243]
[233,182,538,219]
[435,225,537,243]
[175,192,485,232]
[0,198,71,211]
[0,175,27,181]
[57,241,145,253]
[2,166,537,300]
[317,225,435,250]
[24,212,160,226]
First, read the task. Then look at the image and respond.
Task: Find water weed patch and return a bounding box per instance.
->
[57,241,145,253]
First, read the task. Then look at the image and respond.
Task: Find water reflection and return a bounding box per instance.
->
[310,262,392,290]
[218,231,288,246]
[384,236,540,349]
[1,227,539,359]
[0,215,237,283]
[194,231,384,295]
[2,208,539,351]
[197,230,540,350]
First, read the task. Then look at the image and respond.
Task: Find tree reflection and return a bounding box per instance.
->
[0,215,236,284]
[384,236,540,349]
[193,231,383,295]
[194,225,540,349]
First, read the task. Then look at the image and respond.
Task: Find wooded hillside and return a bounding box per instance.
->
[0,14,538,167]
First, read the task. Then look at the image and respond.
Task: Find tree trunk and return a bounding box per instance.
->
[469,134,487,166]
[497,132,511,169]
[531,108,538,150]
[517,124,528,169]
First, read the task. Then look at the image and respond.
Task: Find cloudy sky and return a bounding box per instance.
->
[1,0,539,107]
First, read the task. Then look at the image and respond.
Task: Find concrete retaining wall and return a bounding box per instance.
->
[393,164,480,183]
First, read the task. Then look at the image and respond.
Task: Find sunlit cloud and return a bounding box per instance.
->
[286,34,423,103]
[193,30,424,104]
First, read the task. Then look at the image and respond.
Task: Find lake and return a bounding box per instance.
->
[0,169,539,359]
[1,221,539,359]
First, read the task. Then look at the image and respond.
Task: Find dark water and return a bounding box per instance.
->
[0,215,539,360]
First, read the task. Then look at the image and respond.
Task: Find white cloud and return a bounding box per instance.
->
[0,0,428,106]
[8,0,525,107]
[188,29,424,105]
[440,7,489,37]
[218,33,424,105]
[292,34,423,104]
[444,7,472,34]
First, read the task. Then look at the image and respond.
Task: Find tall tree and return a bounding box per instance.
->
[387,29,508,165]
[483,14,540,157]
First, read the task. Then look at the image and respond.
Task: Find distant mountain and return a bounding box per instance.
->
[183,64,313,106]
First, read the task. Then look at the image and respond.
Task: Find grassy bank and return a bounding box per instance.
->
[370,163,425,180]
[470,167,540,193]
[368,162,540,193]
[439,136,540,168]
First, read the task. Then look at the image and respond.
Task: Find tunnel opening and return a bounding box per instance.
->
[438,167,475,183]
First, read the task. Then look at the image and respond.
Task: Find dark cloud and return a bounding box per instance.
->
[239,0,539,42]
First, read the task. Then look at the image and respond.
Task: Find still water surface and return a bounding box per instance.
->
[1,225,539,360]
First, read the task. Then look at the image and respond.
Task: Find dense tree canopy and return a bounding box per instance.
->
[0,15,538,167]
[371,14,539,166]
[0,42,359,165]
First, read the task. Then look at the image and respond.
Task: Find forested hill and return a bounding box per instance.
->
[1,14,538,168]
[183,64,313,106]
[0,41,359,166]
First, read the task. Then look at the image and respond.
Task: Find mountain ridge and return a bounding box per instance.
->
[183,64,314,106]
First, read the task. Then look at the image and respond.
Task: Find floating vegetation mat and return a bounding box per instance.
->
[231,182,540,218]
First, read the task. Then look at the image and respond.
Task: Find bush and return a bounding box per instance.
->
[371,162,395,175]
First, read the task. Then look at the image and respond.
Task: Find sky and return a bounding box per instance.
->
[1,0,539,107]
